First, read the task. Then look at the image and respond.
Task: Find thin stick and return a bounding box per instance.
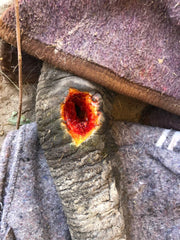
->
[0,70,19,91]
[14,0,23,129]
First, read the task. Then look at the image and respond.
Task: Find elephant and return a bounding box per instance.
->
[36,63,126,239]
[0,0,179,239]
[35,63,180,240]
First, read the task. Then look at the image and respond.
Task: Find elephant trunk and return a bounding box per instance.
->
[36,63,126,239]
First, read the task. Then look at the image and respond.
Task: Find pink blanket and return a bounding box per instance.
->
[0,0,179,114]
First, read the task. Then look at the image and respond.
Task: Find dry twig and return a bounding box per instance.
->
[0,69,19,90]
[14,0,23,129]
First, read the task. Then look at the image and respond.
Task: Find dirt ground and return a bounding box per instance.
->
[0,74,36,150]
[0,0,37,150]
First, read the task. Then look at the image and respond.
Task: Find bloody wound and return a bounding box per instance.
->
[61,88,100,146]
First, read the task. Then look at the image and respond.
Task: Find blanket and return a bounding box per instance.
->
[0,122,179,239]
[0,123,71,240]
[0,0,179,115]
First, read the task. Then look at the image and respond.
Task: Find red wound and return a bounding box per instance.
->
[61,88,100,146]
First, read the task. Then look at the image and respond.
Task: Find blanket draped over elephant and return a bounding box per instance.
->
[0,0,180,239]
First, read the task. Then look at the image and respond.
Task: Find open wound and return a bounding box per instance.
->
[60,88,101,146]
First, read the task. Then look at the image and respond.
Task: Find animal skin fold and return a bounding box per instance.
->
[0,0,179,115]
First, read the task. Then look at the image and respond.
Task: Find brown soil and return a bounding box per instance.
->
[0,74,36,150]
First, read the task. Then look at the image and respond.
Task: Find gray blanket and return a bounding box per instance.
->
[0,123,71,240]
[0,122,180,239]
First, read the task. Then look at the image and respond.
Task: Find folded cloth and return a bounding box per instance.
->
[0,122,179,239]
[0,0,179,114]
[111,122,180,239]
[0,123,71,240]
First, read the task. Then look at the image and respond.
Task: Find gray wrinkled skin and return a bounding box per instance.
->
[36,63,125,240]
[36,63,180,240]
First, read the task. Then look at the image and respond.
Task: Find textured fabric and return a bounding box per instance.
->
[0,0,179,114]
[1,122,180,239]
[0,123,71,240]
[111,122,180,239]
